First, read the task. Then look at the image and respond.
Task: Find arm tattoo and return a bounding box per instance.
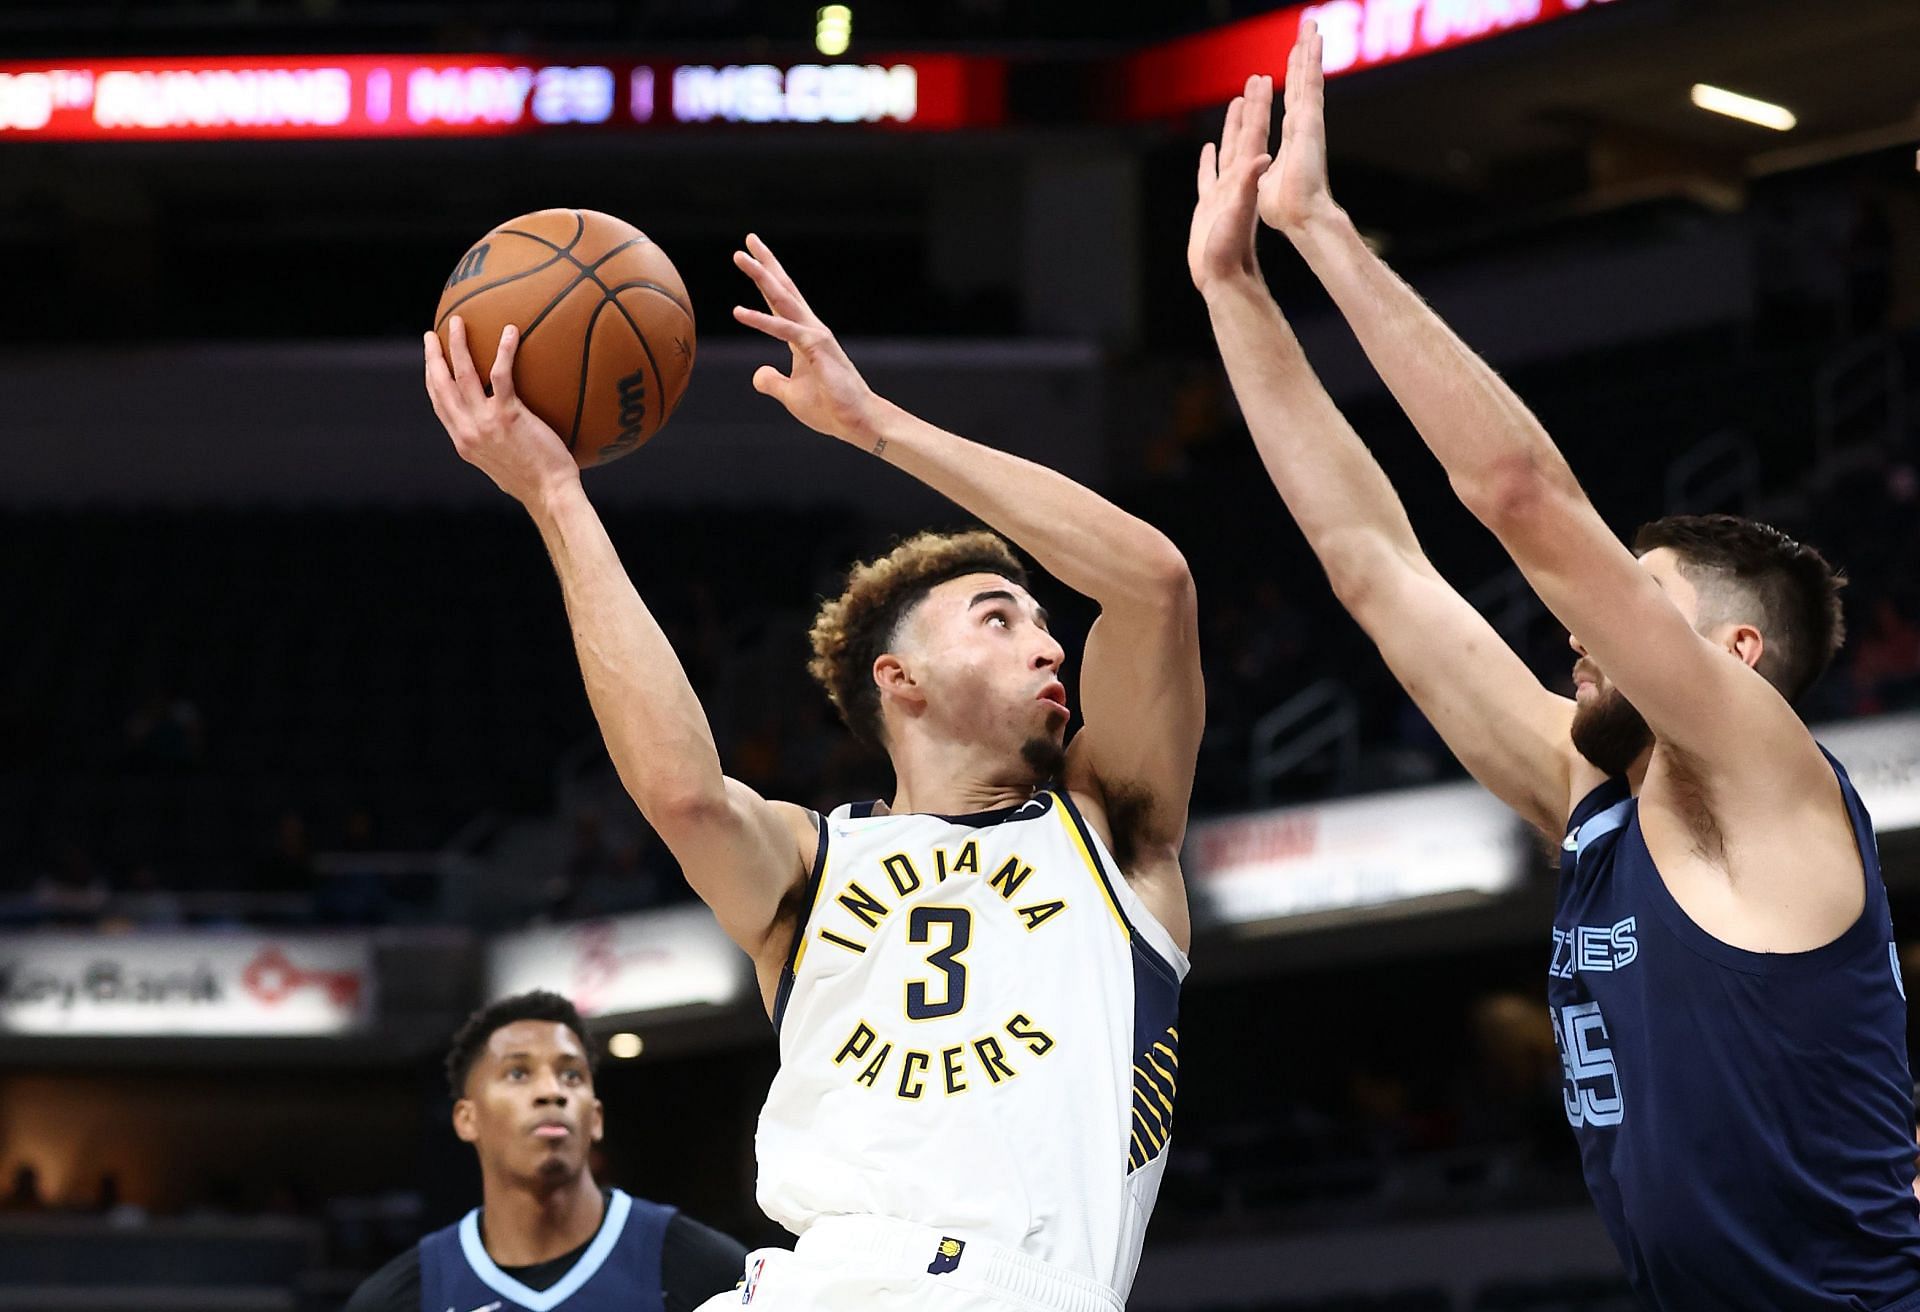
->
[871,435,888,458]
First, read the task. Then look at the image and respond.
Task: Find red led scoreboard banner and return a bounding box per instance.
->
[1122,0,1620,119]
[0,53,1006,140]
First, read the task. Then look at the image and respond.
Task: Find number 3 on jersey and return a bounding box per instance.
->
[906,906,971,1020]
[1552,1000,1624,1128]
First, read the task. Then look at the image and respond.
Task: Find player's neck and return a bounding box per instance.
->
[886,736,1040,818]
[477,1167,604,1268]
[1625,745,1655,794]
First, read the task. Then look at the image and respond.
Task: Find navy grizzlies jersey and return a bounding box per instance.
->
[1551,752,1920,1310]
[418,1189,674,1312]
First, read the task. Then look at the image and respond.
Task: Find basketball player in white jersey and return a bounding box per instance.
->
[421,233,1201,1312]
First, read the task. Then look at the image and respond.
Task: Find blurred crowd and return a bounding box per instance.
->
[2,322,1917,931]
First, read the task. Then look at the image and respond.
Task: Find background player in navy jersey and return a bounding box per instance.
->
[1191,19,1920,1311]
[341,991,746,1312]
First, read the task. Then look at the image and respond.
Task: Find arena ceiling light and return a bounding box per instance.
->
[608,1032,644,1059]
[1689,83,1797,131]
[816,6,852,57]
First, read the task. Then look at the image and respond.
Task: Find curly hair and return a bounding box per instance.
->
[809,530,1030,748]
[1633,513,1846,703]
[445,990,596,1099]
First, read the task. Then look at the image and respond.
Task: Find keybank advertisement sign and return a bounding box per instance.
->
[0,934,373,1035]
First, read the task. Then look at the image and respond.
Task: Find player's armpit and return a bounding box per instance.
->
[1342,548,1577,838]
[1063,590,1204,948]
[1068,593,1204,849]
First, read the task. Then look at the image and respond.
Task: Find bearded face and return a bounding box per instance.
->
[1020,734,1067,785]
[1569,673,1653,777]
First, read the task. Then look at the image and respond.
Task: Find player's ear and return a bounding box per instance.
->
[874,653,924,706]
[1725,622,1764,672]
[452,1097,480,1144]
[589,1097,605,1145]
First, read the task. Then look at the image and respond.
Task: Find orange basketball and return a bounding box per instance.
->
[433,209,696,467]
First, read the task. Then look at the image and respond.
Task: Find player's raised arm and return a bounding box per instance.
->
[424,319,812,978]
[1257,23,1830,814]
[733,236,1201,944]
[1193,76,1575,837]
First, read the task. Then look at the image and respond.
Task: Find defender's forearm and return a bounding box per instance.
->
[1286,208,1579,515]
[1204,275,1423,580]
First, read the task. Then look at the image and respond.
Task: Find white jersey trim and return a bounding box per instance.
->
[456,1187,631,1311]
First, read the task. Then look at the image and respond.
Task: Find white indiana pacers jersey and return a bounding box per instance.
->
[755,788,1188,1301]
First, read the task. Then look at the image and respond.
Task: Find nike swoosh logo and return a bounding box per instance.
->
[465,1302,502,1312]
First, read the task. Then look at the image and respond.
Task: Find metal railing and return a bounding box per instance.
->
[1664,428,1759,516]
[1814,334,1906,472]
[1248,678,1360,806]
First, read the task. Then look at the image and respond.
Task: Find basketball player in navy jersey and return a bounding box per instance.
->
[341,991,746,1312]
[1191,21,1920,1310]
[422,234,1201,1311]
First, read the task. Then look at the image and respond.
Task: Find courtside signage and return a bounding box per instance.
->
[1186,708,1920,929]
[488,903,751,1019]
[0,933,373,1035]
[1121,0,1622,120]
[1186,779,1527,926]
[0,54,1005,139]
[1817,712,1920,834]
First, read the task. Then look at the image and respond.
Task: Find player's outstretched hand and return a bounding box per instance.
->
[732,233,882,444]
[1189,75,1274,297]
[424,316,579,506]
[1257,18,1340,238]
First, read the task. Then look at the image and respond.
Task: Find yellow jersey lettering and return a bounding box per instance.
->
[952,840,980,877]
[941,1044,968,1095]
[1015,899,1066,931]
[988,855,1033,900]
[897,1049,931,1100]
[838,1018,1048,1095]
[1006,1013,1054,1056]
[836,880,889,930]
[973,1035,1017,1084]
[833,1021,876,1066]
[882,853,921,896]
[855,1043,893,1088]
[818,927,867,955]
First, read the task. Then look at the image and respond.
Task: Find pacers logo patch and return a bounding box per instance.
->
[928,1237,966,1275]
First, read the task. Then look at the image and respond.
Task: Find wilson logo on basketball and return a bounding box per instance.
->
[443,243,490,289]
[601,368,650,460]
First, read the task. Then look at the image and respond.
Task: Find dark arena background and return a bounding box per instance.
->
[3,1,1919,1309]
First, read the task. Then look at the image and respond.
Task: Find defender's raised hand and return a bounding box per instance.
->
[1258,18,1339,238]
[423,315,578,505]
[1188,75,1275,297]
[732,233,881,444]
